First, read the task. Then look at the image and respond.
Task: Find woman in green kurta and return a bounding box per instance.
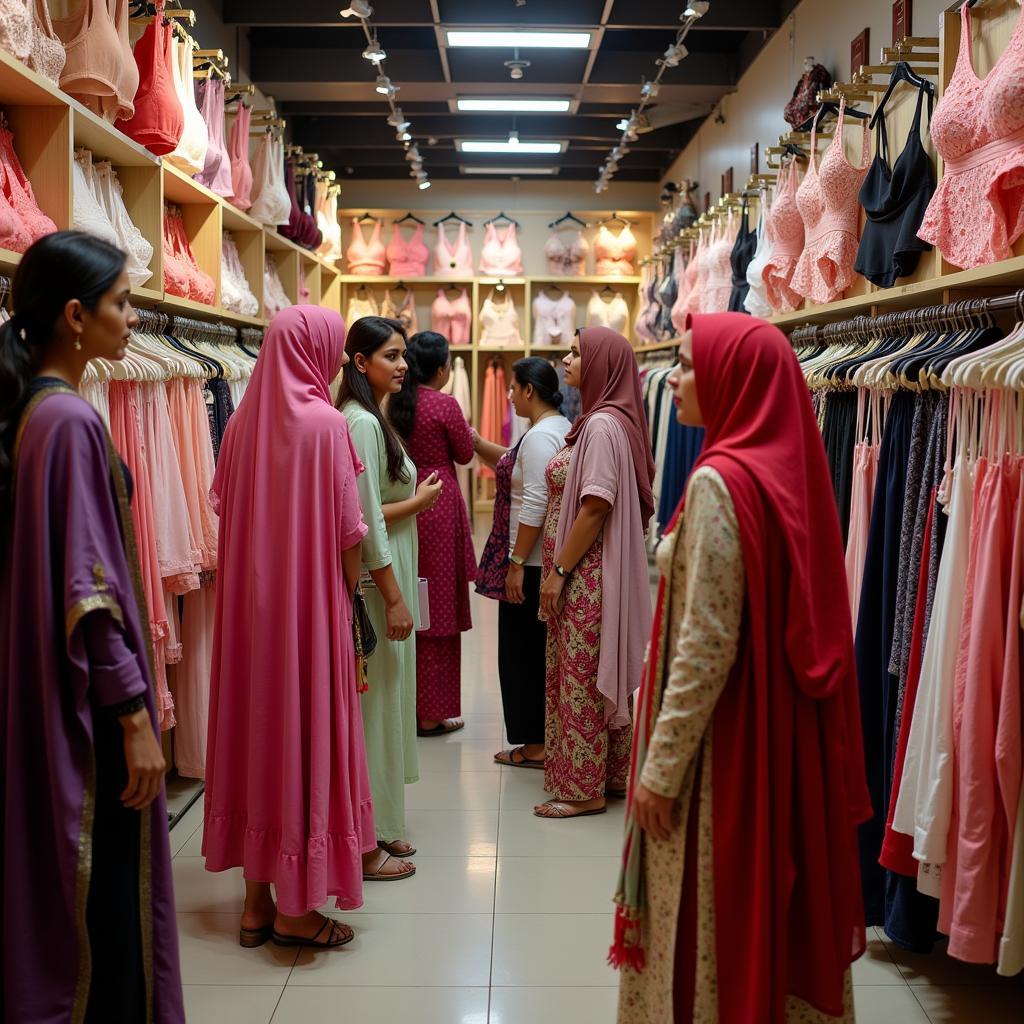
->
[338,316,442,872]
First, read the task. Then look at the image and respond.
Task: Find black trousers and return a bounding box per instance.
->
[84,712,146,1023]
[497,565,547,746]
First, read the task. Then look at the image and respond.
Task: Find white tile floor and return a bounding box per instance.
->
[172,582,1023,1023]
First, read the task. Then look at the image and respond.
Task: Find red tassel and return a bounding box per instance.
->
[608,907,646,971]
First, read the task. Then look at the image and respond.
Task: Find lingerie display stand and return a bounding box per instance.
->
[0,45,344,337]
[338,206,657,517]
[0,45,345,823]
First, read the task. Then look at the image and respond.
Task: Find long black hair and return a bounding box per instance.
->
[0,231,127,512]
[389,330,450,440]
[512,357,564,411]
[336,315,411,484]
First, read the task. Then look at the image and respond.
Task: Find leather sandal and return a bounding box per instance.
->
[417,718,465,737]
[239,924,273,948]
[494,746,545,769]
[379,839,417,857]
[271,917,354,949]
[363,851,416,882]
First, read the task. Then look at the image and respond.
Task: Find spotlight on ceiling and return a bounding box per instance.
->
[386,109,406,127]
[418,178,432,190]
[640,79,661,100]
[339,0,372,18]
[661,42,688,67]
[684,1,710,17]
[375,75,398,97]
[362,38,386,63]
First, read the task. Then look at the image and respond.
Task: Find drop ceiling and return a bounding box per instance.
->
[220,0,792,182]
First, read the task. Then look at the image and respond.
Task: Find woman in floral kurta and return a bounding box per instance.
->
[614,314,870,1023]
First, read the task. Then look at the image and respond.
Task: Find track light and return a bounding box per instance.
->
[684,1,710,17]
[640,79,661,100]
[362,38,386,63]
[417,178,432,190]
[404,146,421,162]
[386,109,406,127]
[396,129,412,142]
[661,41,688,67]
[375,75,398,98]
[339,0,372,17]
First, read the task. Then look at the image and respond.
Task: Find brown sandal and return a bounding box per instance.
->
[494,746,545,769]
[379,839,417,857]
[363,851,417,882]
[271,917,354,949]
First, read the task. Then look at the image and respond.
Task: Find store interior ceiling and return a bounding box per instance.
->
[221,0,792,181]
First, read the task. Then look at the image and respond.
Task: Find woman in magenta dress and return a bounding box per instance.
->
[203,306,396,954]
[390,330,476,735]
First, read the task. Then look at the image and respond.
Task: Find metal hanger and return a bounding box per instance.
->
[433,211,474,227]
[394,211,425,226]
[548,211,587,229]
[485,211,520,227]
[870,62,934,129]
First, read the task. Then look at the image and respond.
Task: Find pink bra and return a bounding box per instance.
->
[544,229,588,275]
[762,158,805,313]
[791,102,870,305]
[918,2,1024,268]
[227,104,253,211]
[386,222,430,276]
[479,221,523,276]
[431,287,472,346]
[434,221,474,276]
[346,218,386,276]
[703,219,736,313]
[594,222,637,275]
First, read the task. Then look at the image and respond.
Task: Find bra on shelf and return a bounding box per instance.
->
[593,222,637,275]
[586,290,630,334]
[227,104,253,211]
[544,229,588,275]
[196,79,234,198]
[790,101,870,305]
[248,134,291,226]
[917,1,1024,268]
[743,188,775,318]
[345,292,379,323]
[532,290,576,345]
[761,157,805,313]
[0,121,57,251]
[264,255,292,318]
[94,158,154,287]
[346,218,387,275]
[727,202,758,313]
[25,0,66,85]
[115,7,183,156]
[703,217,738,314]
[72,148,120,248]
[431,287,472,345]
[855,83,934,289]
[386,222,429,276]
[220,232,259,316]
[381,289,418,333]
[433,221,474,276]
[478,290,521,345]
[479,221,523,276]
[53,0,138,123]
[0,0,31,61]
[165,34,209,176]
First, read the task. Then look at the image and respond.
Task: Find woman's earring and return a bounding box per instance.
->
[73,339,82,352]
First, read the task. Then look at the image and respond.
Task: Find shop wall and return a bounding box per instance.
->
[662,0,950,193]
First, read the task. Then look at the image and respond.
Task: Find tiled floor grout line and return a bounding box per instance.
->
[486,762,504,1023]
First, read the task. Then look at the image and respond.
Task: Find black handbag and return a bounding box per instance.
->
[352,585,377,692]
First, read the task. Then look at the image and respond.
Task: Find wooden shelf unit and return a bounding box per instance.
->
[0,47,343,330]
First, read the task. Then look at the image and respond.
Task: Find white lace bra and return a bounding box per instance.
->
[165,35,209,175]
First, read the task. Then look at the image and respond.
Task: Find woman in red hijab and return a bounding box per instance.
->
[612,313,871,1023]
[535,326,655,819]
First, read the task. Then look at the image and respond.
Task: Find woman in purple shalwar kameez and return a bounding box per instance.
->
[0,233,184,1024]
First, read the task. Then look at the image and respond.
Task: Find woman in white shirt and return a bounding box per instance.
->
[473,358,570,768]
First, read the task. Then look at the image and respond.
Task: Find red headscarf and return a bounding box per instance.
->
[686,313,872,1021]
[565,326,656,526]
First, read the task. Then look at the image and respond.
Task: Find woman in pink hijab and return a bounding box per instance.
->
[203,306,390,951]
[537,326,656,818]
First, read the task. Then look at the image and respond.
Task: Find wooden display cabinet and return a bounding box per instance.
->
[301,253,321,306]
[162,164,222,311]
[222,203,265,325]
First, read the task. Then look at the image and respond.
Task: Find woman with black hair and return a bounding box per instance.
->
[338,316,441,868]
[474,357,570,769]
[390,330,476,737]
[0,232,184,1022]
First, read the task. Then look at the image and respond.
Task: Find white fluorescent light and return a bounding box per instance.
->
[460,165,559,175]
[458,139,565,154]
[446,30,590,48]
[456,97,571,112]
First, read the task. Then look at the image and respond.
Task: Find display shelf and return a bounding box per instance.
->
[531,275,641,286]
[6,104,73,232]
[0,47,66,107]
[0,247,21,272]
[163,163,220,206]
[222,203,262,233]
[131,285,164,305]
[117,164,163,291]
[301,253,321,305]
[157,293,266,327]
[769,255,1024,329]
[338,275,476,286]
[635,339,681,354]
[477,343,527,353]
[70,104,157,169]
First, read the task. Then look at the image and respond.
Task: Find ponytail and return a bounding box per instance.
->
[389,330,450,440]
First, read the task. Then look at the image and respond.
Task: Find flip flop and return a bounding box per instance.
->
[533,801,607,819]
[271,918,354,949]
[363,851,417,882]
[379,839,417,857]
[494,746,545,769]
[417,719,465,737]
[239,924,273,948]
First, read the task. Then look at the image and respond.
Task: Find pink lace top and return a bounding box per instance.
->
[917,2,1024,269]
[702,217,737,313]
[762,157,805,313]
[791,101,871,305]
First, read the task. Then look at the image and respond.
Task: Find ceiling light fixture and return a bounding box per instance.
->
[595,1,708,192]
[459,165,559,176]
[456,97,571,112]
[339,0,372,17]
[362,38,386,63]
[458,139,565,154]
[417,179,432,190]
[446,30,591,48]
[375,74,398,97]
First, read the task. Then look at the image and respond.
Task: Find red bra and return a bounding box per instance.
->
[116,6,183,156]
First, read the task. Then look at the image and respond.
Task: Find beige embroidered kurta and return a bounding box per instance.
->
[617,467,854,1024]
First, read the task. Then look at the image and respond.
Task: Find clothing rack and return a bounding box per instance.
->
[788,290,1024,346]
